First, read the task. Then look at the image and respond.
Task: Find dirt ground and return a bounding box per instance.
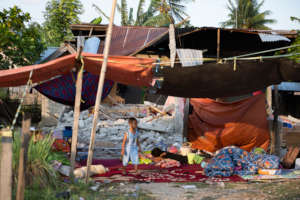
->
[111,179,300,200]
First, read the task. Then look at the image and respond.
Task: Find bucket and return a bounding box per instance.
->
[63,126,72,141]
[295,158,300,170]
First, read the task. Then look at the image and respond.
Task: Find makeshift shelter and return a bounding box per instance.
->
[188,93,270,152]
[0,53,155,88]
[153,58,300,98]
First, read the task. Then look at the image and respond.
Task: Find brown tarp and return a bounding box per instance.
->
[188,94,270,152]
[157,59,300,98]
[97,26,169,56]
[0,53,154,88]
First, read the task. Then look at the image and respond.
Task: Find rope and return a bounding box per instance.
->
[86,47,299,67]
[10,70,33,132]
[224,44,300,60]
[233,57,237,71]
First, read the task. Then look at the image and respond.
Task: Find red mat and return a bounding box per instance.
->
[80,159,245,183]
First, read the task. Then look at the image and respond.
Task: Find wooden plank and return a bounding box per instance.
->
[0,128,13,200]
[217,28,220,60]
[70,46,84,178]
[88,27,94,37]
[286,132,300,147]
[16,113,31,200]
[85,0,117,183]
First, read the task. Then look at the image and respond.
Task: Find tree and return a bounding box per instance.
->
[288,16,300,63]
[93,0,193,27]
[221,0,276,29]
[0,6,45,69]
[43,0,83,46]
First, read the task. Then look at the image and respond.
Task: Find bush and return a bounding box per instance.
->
[13,133,68,188]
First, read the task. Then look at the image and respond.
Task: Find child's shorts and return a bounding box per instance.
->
[123,148,139,166]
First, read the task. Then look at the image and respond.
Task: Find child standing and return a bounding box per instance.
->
[121,118,141,174]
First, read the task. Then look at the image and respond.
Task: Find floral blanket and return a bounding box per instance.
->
[205,146,280,177]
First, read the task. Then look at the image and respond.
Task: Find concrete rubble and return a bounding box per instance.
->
[51,101,183,158]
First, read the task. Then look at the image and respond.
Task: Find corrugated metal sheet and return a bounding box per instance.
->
[258,33,291,42]
[98,25,168,56]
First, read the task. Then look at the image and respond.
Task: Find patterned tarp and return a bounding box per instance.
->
[35,72,114,110]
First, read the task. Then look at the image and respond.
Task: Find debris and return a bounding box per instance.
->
[53,103,182,158]
[74,165,108,179]
[218,182,225,188]
[90,183,101,191]
[182,185,197,189]
[58,165,71,177]
[55,191,70,199]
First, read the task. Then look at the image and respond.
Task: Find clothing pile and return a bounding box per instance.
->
[204,146,280,177]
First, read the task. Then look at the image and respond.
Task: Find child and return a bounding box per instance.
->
[121,117,141,174]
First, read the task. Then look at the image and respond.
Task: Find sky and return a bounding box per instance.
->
[0,0,299,30]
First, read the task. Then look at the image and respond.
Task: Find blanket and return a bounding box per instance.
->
[205,146,280,177]
[80,159,245,183]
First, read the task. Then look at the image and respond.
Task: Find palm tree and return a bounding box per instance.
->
[93,0,193,27]
[221,0,276,29]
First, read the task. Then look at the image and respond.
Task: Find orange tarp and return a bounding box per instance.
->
[188,94,270,153]
[0,53,154,87]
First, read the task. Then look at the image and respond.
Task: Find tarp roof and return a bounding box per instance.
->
[70,24,297,57]
[0,53,154,88]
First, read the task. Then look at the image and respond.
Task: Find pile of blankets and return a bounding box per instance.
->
[205,146,280,177]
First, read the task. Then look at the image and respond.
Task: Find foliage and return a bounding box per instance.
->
[94,0,193,27]
[221,0,276,29]
[288,16,300,63]
[43,0,83,46]
[0,6,46,69]
[90,17,102,25]
[12,133,68,187]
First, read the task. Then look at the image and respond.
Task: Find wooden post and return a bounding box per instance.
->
[217,28,221,60]
[169,23,176,68]
[273,85,280,156]
[266,86,272,115]
[182,98,190,142]
[85,0,117,183]
[16,113,31,200]
[70,46,84,178]
[0,127,13,200]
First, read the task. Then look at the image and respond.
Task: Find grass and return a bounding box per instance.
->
[13,181,154,200]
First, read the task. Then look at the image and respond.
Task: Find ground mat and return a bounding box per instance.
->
[80,159,245,183]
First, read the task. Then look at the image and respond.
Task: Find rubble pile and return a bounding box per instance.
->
[54,103,183,157]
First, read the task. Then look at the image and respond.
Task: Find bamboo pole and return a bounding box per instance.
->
[169,23,176,68]
[273,85,280,156]
[16,113,31,200]
[266,86,272,115]
[85,0,117,183]
[70,46,84,178]
[0,127,13,200]
[217,28,221,60]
